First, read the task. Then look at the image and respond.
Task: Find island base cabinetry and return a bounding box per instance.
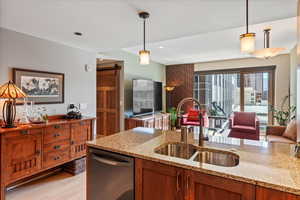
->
[135,158,255,200]
[188,170,255,200]
[135,158,300,200]
[256,187,300,200]
[135,158,184,200]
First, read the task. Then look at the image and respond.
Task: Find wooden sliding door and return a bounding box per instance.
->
[97,63,121,136]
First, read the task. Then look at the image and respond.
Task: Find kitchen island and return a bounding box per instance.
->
[87,128,300,200]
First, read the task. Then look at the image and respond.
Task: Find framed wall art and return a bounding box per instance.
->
[13,68,64,104]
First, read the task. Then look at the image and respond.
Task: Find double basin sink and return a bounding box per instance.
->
[154,142,239,167]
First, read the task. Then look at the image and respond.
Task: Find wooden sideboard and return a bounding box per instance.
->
[0,116,95,200]
[125,113,170,131]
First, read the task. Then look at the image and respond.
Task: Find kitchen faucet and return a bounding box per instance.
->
[176,97,205,146]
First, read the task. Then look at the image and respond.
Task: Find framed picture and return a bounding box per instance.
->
[13,68,64,104]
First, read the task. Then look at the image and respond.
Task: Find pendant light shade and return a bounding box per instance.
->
[240,33,256,53]
[252,28,285,59]
[138,11,150,65]
[252,47,285,59]
[139,50,150,65]
[240,0,256,53]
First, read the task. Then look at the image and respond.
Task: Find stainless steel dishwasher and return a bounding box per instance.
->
[87,148,134,200]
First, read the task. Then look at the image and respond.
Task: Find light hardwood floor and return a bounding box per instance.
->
[6,172,86,200]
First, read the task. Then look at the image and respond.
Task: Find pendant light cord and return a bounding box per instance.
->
[246,0,249,33]
[143,19,146,51]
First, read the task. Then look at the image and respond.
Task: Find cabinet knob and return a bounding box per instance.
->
[54,156,60,161]
[186,175,190,191]
[176,172,181,192]
[54,125,61,129]
[36,150,41,155]
[20,130,29,135]
[54,145,61,150]
[71,141,74,145]
[54,133,61,137]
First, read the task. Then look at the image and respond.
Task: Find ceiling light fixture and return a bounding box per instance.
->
[74,32,82,36]
[138,11,150,65]
[240,0,256,53]
[252,28,285,59]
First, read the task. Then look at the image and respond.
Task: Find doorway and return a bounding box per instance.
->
[96,59,124,136]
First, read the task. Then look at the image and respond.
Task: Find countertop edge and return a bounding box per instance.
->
[86,142,300,196]
[0,116,96,134]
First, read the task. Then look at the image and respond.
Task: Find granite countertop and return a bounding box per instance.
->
[87,128,300,195]
[0,116,96,134]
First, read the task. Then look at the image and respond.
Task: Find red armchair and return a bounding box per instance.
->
[228,112,260,140]
[182,109,209,128]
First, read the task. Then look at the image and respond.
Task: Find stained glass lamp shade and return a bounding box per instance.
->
[0,81,27,128]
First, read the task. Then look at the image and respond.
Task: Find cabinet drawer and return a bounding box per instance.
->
[44,125,70,144]
[4,128,43,138]
[43,149,70,168]
[43,140,70,153]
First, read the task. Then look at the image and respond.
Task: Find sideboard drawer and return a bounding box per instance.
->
[43,149,70,168]
[44,125,70,144]
[4,128,43,137]
[43,139,70,153]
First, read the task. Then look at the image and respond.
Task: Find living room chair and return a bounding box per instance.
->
[181,109,209,128]
[228,112,260,140]
[266,120,297,144]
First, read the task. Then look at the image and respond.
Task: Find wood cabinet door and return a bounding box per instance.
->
[97,67,120,136]
[144,119,154,128]
[3,129,42,184]
[188,171,255,200]
[135,158,184,200]
[256,186,299,200]
[70,122,90,158]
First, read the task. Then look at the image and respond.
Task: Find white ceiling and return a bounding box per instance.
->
[124,17,297,64]
[0,0,298,64]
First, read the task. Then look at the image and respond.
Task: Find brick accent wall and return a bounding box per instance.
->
[166,64,194,112]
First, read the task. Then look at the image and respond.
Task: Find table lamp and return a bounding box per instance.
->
[0,81,27,128]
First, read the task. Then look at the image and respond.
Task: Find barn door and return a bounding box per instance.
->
[97,65,121,136]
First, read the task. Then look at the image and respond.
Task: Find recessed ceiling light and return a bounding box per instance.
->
[74,32,82,36]
[159,46,164,49]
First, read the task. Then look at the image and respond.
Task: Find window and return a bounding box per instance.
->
[194,66,275,130]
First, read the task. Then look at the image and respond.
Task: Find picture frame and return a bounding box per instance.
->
[13,68,65,104]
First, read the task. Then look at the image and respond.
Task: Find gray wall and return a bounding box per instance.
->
[290,45,298,107]
[104,50,166,113]
[0,28,97,117]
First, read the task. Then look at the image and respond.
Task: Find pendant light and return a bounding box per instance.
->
[138,11,150,65]
[240,0,256,53]
[252,28,285,59]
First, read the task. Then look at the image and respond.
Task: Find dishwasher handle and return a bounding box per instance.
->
[92,154,132,167]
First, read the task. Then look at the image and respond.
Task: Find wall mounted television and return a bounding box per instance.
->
[132,79,162,116]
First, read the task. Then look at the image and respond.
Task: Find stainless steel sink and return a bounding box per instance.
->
[154,142,198,159]
[193,148,239,167]
[154,143,239,167]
